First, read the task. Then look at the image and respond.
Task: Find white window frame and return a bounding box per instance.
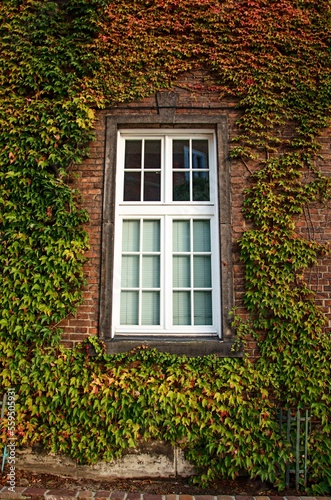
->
[112,129,221,338]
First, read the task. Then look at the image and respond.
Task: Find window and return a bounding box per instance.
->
[100,109,236,356]
[112,130,221,337]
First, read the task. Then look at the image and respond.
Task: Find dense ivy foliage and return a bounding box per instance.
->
[1,0,331,493]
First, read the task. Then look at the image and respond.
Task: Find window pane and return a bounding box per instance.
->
[125,140,142,169]
[173,140,189,169]
[173,291,191,325]
[173,256,191,288]
[124,172,141,201]
[194,256,211,288]
[173,220,190,252]
[120,291,138,325]
[122,220,140,251]
[194,291,212,325]
[142,292,160,325]
[192,140,209,169]
[193,220,211,252]
[144,171,161,201]
[143,220,160,251]
[173,172,190,201]
[121,256,139,287]
[142,256,160,288]
[193,172,209,201]
[144,140,161,169]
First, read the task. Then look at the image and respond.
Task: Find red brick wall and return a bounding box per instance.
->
[59,70,331,356]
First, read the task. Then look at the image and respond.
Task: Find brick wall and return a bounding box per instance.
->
[59,70,331,356]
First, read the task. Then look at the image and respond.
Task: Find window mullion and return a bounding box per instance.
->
[164,216,171,331]
[138,217,143,326]
[141,140,145,202]
[190,218,194,326]
[189,139,193,202]
[165,135,171,203]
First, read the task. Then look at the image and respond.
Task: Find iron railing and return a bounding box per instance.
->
[278,408,311,489]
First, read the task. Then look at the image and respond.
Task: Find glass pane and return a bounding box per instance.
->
[124,172,141,201]
[173,220,190,252]
[125,140,142,169]
[144,140,161,169]
[193,172,209,201]
[194,256,211,288]
[142,256,160,288]
[121,256,139,287]
[142,292,160,325]
[173,140,189,169]
[144,171,161,201]
[194,291,212,325]
[173,291,191,325]
[193,220,211,252]
[192,140,209,169]
[120,291,138,325]
[173,171,190,201]
[122,220,140,251]
[173,256,190,288]
[143,220,160,251]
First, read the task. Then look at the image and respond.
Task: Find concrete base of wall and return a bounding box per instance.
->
[16,442,195,479]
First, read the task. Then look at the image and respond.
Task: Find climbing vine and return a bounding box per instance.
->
[1,0,331,493]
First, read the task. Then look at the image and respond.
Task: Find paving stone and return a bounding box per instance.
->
[94,491,111,500]
[195,496,215,500]
[234,497,254,500]
[143,495,164,500]
[165,495,177,500]
[24,486,48,498]
[216,496,235,500]
[126,494,142,500]
[45,489,78,500]
[178,495,194,500]
[0,486,27,499]
[77,491,94,499]
[109,491,127,500]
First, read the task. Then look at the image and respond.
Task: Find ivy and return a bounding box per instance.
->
[1,0,331,493]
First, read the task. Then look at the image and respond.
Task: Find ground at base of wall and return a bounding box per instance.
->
[1,468,303,497]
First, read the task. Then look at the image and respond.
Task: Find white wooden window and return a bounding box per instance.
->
[112,130,221,337]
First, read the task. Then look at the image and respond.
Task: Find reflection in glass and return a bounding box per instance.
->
[125,140,142,169]
[124,172,141,201]
[144,171,161,201]
[192,140,209,169]
[193,172,209,201]
[173,140,189,169]
[173,172,190,201]
[144,140,161,169]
